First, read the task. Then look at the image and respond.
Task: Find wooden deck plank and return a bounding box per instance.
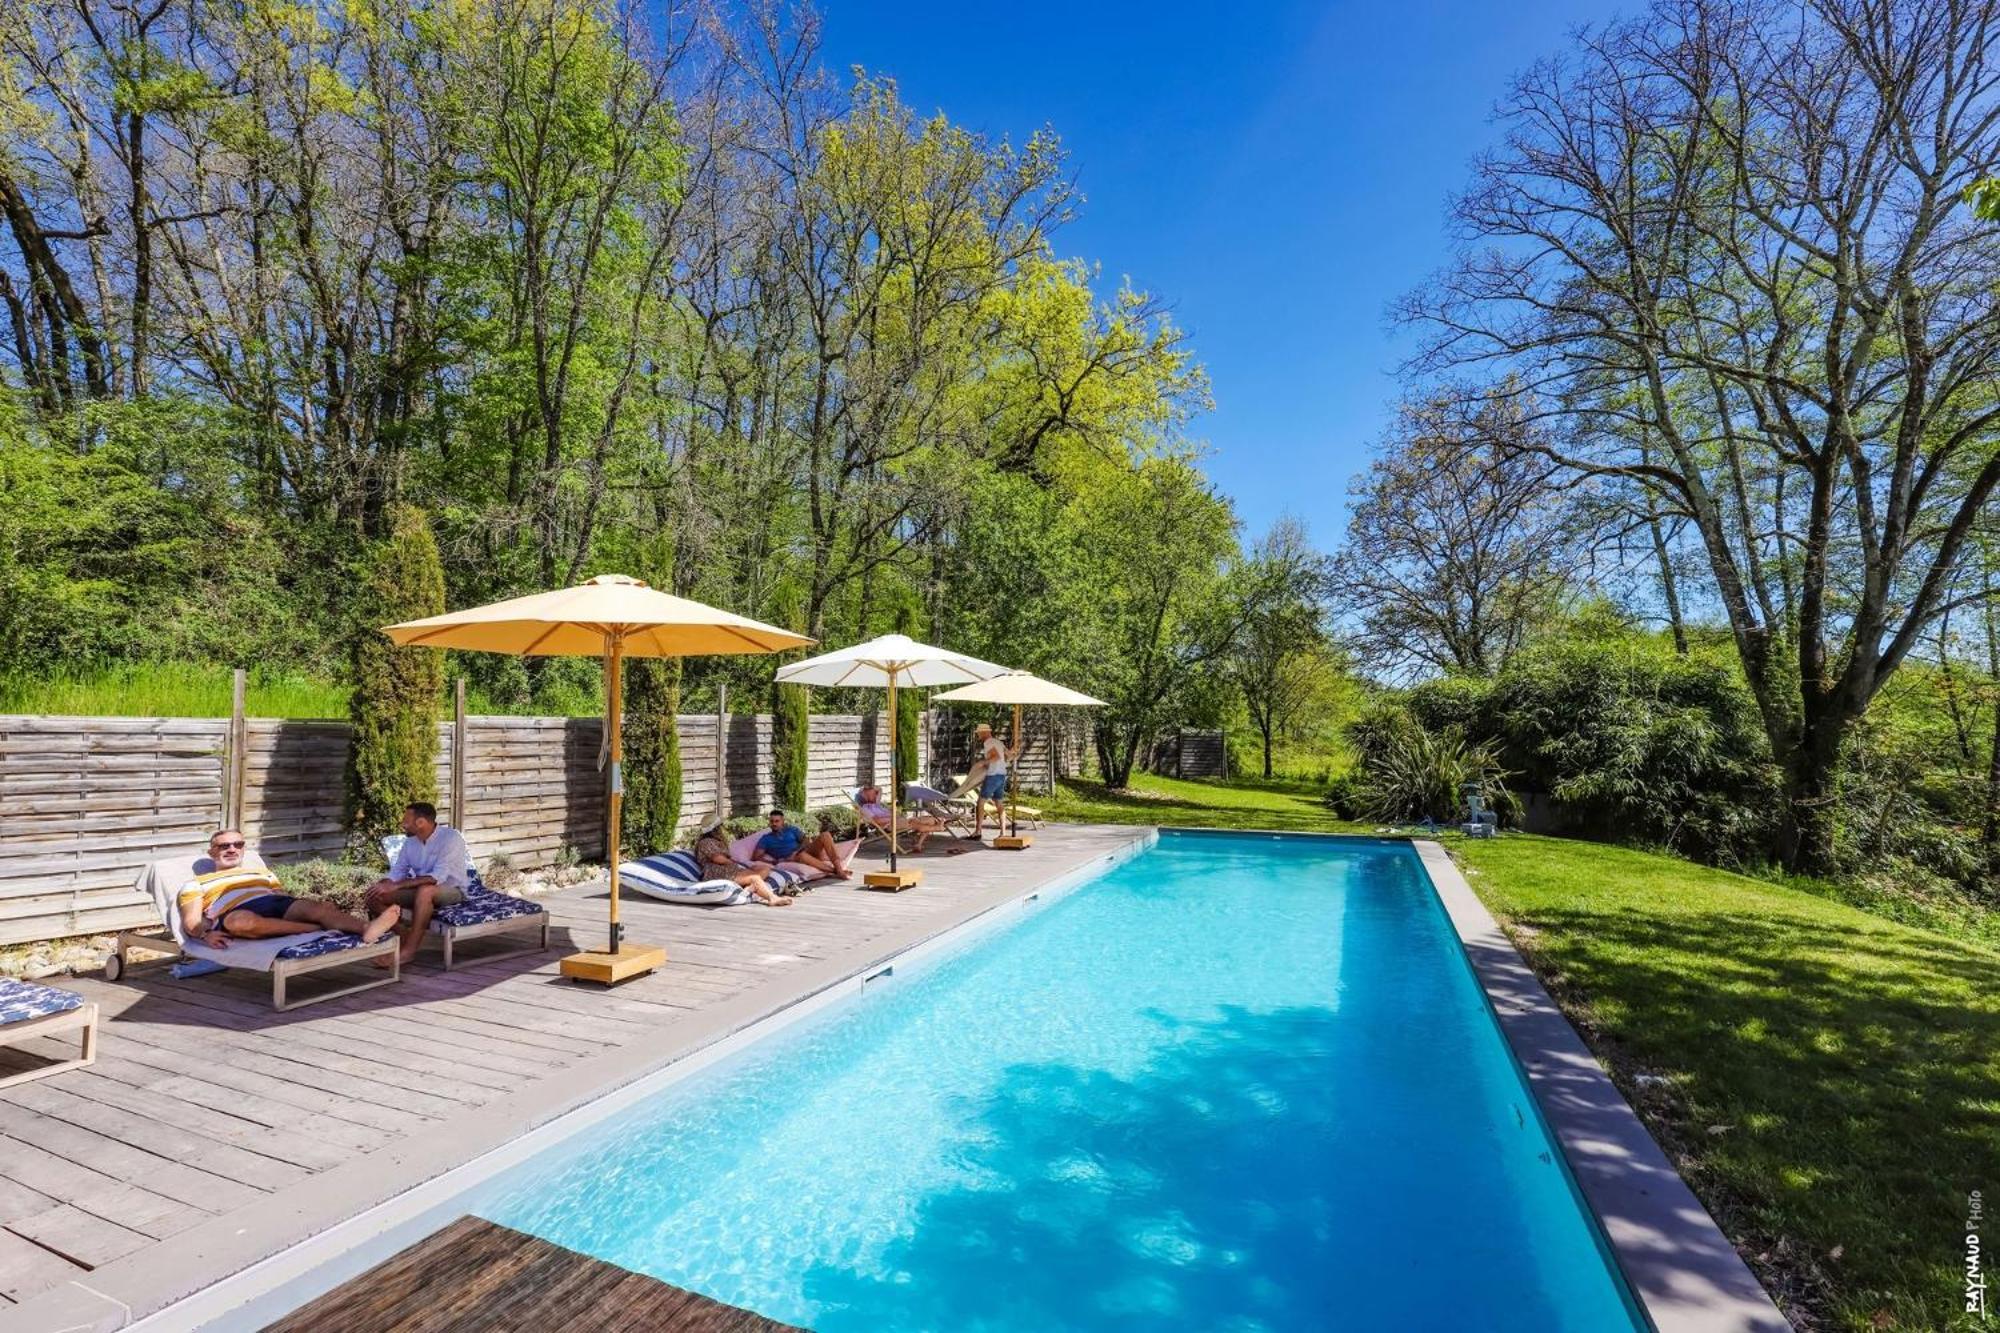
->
[20,1069,353,1172]
[7,1200,155,1273]
[0,1225,85,1302]
[0,1134,204,1239]
[259,1217,804,1332]
[0,1102,271,1213]
[1,1083,309,1192]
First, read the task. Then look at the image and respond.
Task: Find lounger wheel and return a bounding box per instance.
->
[102,952,122,981]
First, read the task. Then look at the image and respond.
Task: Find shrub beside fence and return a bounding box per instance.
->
[0,706,937,948]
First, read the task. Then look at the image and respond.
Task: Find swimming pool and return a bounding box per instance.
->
[477,831,1643,1331]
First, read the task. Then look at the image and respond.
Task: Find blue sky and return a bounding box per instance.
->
[820,0,1626,550]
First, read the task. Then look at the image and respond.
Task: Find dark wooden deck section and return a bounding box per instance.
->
[261,1215,805,1332]
[0,824,1144,1329]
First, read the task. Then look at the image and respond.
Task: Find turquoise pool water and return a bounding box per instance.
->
[481,832,1642,1331]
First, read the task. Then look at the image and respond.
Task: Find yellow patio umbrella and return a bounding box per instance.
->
[932,670,1103,848]
[383,574,811,984]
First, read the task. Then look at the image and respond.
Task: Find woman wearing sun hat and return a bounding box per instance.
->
[691,812,791,907]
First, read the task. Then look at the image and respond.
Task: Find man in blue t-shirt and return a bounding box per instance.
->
[751,809,851,880]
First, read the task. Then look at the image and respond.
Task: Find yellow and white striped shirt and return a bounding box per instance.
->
[176,867,285,921]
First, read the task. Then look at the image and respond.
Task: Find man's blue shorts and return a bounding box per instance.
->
[232,893,296,920]
[978,771,1008,799]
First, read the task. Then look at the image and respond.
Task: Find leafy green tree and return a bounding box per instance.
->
[1409,2,2000,874]
[1230,516,1335,777]
[769,586,809,811]
[345,505,445,848]
[622,656,682,858]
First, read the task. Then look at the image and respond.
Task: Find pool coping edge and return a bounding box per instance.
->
[1413,839,1790,1333]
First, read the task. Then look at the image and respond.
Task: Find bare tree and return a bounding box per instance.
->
[1405,0,2000,873]
[1334,389,1583,680]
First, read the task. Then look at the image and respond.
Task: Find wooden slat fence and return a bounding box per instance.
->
[1,709,928,946]
[0,718,228,945]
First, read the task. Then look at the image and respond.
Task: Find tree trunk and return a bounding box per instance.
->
[1261,720,1274,779]
[1778,715,1846,878]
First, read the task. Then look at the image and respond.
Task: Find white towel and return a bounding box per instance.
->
[136,851,344,971]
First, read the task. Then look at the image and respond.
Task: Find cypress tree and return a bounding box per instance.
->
[769,585,809,811]
[894,602,922,788]
[345,504,445,850]
[622,655,682,857]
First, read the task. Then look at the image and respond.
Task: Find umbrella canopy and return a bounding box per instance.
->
[774,634,1009,874]
[383,575,805,657]
[772,633,1007,689]
[934,670,1102,841]
[383,574,811,979]
[931,670,1104,707]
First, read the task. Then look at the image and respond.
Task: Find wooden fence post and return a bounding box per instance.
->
[225,668,247,829]
[451,677,466,828]
[714,683,728,819]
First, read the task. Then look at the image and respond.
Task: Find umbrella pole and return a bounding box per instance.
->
[1009,702,1021,836]
[561,630,665,985]
[887,679,899,874]
[606,636,624,956]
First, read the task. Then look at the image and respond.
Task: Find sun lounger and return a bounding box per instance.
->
[846,787,936,852]
[107,854,399,1011]
[905,782,979,837]
[0,978,98,1090]
[381,836,550,971]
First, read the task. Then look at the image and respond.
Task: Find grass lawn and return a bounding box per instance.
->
[1041,773,1362,833]
[1056,772,1997,1333]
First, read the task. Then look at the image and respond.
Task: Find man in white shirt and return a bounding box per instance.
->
[973,722,1020,839]
[364,802,472,966]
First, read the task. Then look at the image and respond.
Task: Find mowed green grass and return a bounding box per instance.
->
[1051,773,1996,1332]
[1452,836,1998,1332]
[1042,773,1363,833]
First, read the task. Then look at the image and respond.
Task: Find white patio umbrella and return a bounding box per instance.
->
[932,671,1104,842]
[384,574,811,984]
[773,634,1008,881]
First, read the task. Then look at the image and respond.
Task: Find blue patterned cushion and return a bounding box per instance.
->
[427,868,544,932]
[433,890,544,929]
[765,866,805,896]
[274,932,385,962]
[0,978,85,1026]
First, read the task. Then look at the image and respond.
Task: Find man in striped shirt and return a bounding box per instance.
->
[176,829,400,949]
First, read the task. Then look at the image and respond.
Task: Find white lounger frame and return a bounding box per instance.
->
[434,912,549,972]
[0,1002,98,1090]
[108,930,400,1011]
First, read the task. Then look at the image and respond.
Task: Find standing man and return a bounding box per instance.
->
[364,802,472,966]
[973,721,1021,839]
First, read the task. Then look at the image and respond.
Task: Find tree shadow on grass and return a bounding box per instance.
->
[797,1005,1619,1333]
[1505,902,2000,1329]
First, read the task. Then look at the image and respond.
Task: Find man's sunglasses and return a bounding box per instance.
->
[210,840,246,851]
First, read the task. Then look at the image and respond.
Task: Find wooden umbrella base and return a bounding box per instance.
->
[861,869,922,891]
[993,834,1033,850]
[560,943,667,985]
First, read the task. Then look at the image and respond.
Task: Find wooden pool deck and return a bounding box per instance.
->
[262,1216,805,1332]
[0,823,1147,1330]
